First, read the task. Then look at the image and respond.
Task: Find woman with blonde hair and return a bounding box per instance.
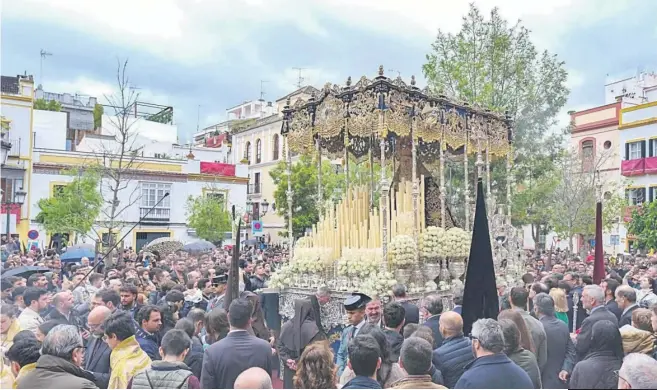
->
[293,341,337,389]
[549,288,569,326]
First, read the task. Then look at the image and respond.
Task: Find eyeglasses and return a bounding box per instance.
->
[614,370,628,384]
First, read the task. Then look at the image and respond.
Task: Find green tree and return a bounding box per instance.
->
[34,98,62,112]
[422,3,569,212]
[628,201,657,251]
[93,103,104,129]
[186,195,232,242]
[422,4,568,155]
[35,167,103,241]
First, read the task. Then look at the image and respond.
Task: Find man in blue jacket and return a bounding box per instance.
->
[135,305,162,360]
[455,318,532,389]
[433,311,473,388]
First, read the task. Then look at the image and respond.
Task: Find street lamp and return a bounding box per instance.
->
[2,187,26,243]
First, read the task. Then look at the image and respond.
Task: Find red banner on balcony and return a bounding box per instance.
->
[645,156,657,174]
[200,161,236,176]
[0,203,21,224]
[621,159,645,176]
[204,134,227,148]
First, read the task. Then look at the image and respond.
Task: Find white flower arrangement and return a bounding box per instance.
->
[445,228,472,257]
[337,248,383,278]
[425,280,438,292]
[419,226,446,258]
[357,271,397,298]
[290,247,332,274]
[267,265,297,289]
[389,235,417,268]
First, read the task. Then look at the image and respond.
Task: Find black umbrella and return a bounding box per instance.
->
[1,266,51,279]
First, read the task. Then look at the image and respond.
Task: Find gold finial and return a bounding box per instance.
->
[411,75,416,86]
[346,76,352,87]
[286,97,291,106]
[378,65,384,76]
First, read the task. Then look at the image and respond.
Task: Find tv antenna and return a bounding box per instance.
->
[292,67,306,88]
[39,49,53,87]
[260,80,269,100]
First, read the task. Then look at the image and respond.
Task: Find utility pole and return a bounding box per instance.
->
[260,80,269,100]
[39,49,53,87]
[292,67,306,88]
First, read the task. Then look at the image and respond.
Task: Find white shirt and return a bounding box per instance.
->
[353,319,366,337]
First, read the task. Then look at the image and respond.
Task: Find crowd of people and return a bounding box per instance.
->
[0,244,657,389]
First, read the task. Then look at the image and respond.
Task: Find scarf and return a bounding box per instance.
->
[108,336,151,389]
[12,362,36,389]
[0,320,21,350]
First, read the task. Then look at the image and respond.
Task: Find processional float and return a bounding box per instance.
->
[267,66,525,332]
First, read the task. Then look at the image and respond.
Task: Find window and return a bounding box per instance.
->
[256,139,262,163]
[603,140,612,150]
[650,139,657,157]
[627,141,643,160]
[650,187,657,203]
[627,187,646,206]
[53,185,65,198]
[245,141,251,163]
[207,191,226,207]
[141,182,171,208]
[581,140,594,171]
[1,178,24,202]
[272,134,280,160]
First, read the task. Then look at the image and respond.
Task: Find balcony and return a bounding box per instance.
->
[645,157,657,175]
[140,207,170,223]
[248,183,261,196]
[621,159,645,176]
[0,203,21,224]
[200,161,236,176]
[7,139,20,157]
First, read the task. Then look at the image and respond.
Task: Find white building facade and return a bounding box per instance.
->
[20,109,247,251]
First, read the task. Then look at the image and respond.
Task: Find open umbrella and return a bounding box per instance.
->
[242,239,258,246]
[183,240,216,253]
[60,244,96,263]
[1,266,51,279]
[143,237,183,256]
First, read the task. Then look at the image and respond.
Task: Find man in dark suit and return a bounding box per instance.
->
[601,278,622,321]
[421,294,444,349]
[616,285,639,328]
[533,293,575,389]
[84,306,112,388]
[576,285,618,361]
[452,289,463,315]
[392,284,419,325]
[201,298,272,389]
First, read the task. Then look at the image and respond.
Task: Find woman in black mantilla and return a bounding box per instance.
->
[278,296,326,389]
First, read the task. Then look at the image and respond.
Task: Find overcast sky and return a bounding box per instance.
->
[2,0,656,141]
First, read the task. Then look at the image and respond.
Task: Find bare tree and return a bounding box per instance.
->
[548,147,621,254]
[94,59,143,266]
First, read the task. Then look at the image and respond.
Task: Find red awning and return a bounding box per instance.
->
[200,161,236,176]
[621,159,645,176]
